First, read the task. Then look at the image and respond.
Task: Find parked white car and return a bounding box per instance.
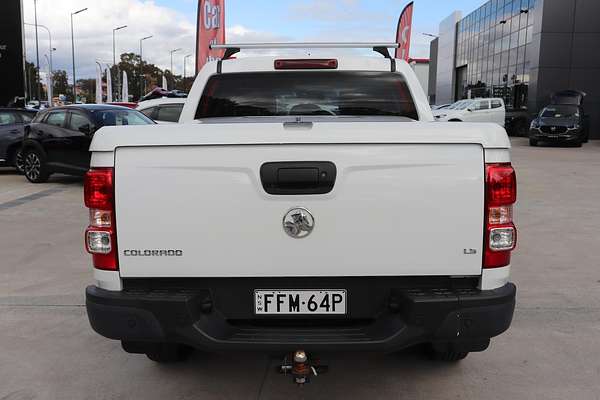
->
[84,44,516,367]
[136,98,185,123]
[432,98,506,127]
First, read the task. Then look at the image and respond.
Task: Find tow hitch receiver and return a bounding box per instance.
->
[278,350,328,385]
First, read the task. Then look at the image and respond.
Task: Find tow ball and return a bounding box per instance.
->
[278,350,328,385]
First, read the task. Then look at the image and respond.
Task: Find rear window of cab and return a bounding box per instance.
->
[196,71,419,120]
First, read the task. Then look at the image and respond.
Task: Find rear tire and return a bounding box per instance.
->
[431,349,469,362]
[23,148,50,183]
[513,119,529,137]
[10,147,25,174]
[529,138,538,146]
[427,343,469,362]
[145,343,193,363]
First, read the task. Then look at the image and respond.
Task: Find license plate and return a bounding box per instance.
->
[254,289,347,315]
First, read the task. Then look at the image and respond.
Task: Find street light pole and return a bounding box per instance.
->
[33,0,41,100]
[169,48,182,74]
[183,54,192,79]
[169,48,182,90]
[112,25,127,101]
[44,54,52,103]
[24,23,53,98]
[70,7,88,102]
[112,25,127,66]
[139,35,153,99]
[95,61,103,103]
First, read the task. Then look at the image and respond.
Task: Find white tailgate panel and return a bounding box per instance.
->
[115,144,484,277]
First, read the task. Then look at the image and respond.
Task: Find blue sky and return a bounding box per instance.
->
[155,0,486,57]
[23,0,487,79]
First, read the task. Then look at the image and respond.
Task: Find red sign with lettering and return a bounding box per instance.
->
[196,0,225,73]
[395,2,414,60]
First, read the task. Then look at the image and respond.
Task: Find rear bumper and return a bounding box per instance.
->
[86,277,516,353]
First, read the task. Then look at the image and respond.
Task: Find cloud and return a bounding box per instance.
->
[224,25,375,58]
[224,25,301,57]
[23,0,197,79]
[227,25,290,44]
[22,0,432,81]
[287,0,386,23]
[22,1,306,77]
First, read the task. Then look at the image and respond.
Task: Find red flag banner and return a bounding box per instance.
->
[196,0,225,73]
[395,2,414,60]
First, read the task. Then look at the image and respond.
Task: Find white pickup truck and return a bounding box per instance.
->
[84,44,516,365]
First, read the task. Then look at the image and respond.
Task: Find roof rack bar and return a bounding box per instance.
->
[211,42,399,49]
[210,42,399,60]
[372,46,392,59]
[223,47,240,59]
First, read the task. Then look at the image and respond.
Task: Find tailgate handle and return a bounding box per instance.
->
[260,161,336,195]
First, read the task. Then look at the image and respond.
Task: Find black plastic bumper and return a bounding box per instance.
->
[529,129,583,142]
[86,277,516,353]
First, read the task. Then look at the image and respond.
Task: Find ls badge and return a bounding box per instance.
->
[283,208,314,238]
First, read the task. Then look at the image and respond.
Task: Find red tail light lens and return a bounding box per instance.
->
[486,164,516,206]
[274,59,338,70]
[484,163,517,269]
[84,168,114,210]
[484,242,513,269]
[84,168,118,270]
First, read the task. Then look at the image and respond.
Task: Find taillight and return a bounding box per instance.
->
[274,59,338,70]
[84,168,118,270]
[486,163,516,206]
[484,163,517,268]
[84,168,113,209]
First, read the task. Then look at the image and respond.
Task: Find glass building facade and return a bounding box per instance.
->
[430,0,600,137]
[454,0,538,110]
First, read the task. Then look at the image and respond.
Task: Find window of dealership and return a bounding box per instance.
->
[454,0,537,109]
[430,0,600,138]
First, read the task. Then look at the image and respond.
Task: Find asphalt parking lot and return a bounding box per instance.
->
[1,137,600,399]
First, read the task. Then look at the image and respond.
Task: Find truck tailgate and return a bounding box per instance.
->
[114,143,484,277]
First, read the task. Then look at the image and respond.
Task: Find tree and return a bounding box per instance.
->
[163,70,192,92]
[77,78,96,104]
[180,76,194,92]
[114,52,161,101]
[25,61,46,101]
[52,70,69,98]
[112,52,194,101]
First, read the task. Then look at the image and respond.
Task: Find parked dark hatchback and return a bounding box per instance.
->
[0,108,37,172]
[22,104,154,183]
[529,90,589,147]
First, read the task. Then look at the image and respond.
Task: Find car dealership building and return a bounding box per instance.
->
[429,0,600,138]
